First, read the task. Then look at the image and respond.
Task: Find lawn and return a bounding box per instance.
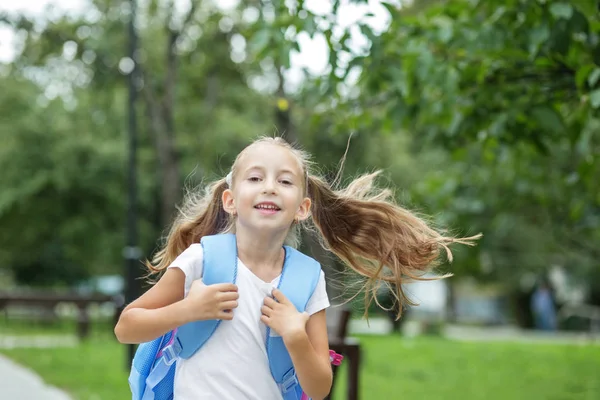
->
[1,322,599,400]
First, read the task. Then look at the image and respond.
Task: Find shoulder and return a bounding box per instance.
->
[167,243,204,282]
[174,243,204,263]
[305,269,329,316]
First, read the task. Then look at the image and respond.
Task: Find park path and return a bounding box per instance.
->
[0,353,72,399]
[0,335,74,400]
[349,318,600,344]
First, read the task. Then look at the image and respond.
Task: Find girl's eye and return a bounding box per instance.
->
[249,177,261,182]
[281,180,293,185]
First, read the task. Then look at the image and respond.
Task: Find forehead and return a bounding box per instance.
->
[237,143,303,174]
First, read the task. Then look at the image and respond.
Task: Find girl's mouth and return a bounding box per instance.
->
[254,202,281,215]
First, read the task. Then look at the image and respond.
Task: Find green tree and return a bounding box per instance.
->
[0,0,273,286]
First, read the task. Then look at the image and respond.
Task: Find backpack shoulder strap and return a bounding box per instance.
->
[278,246,321,310]
[200,233,238,285]
[267,246,321,399]
[173,233,238,359]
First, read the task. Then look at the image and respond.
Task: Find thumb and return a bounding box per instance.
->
[271,288,290,304]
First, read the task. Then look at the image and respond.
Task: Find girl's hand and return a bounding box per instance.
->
[183,280,239,322]
[261,289,309,341]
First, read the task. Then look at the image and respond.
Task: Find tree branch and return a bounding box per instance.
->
[139,67,167,140]
[179,0,199,38]
[168,0,200,41]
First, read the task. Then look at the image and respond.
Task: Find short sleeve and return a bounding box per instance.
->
[304,270,330,316]
[167,243,204,296]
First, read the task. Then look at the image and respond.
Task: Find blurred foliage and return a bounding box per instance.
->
[0,0,598,308]
[290,0,600,293]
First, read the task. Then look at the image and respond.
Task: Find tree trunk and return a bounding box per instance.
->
[160,29,181,227]
[139,2,201,228]
[142,82,180,228]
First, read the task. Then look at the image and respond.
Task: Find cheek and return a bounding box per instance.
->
[232,187,253,207]
[287,191,304,208]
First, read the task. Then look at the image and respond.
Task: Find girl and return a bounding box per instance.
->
[114,137,479,400]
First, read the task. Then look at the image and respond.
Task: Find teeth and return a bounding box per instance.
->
[257,204,278,210]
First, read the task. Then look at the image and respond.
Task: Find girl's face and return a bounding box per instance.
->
[222,143,311,235]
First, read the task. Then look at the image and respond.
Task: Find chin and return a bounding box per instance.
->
[250,220,290,232]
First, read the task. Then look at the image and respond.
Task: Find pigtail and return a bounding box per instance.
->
[307,172,481,318]
[145,178,232,276]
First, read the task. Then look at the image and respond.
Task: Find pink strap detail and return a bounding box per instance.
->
[156,328,178,359]
[300,393,310,400]
[329,350,344,366]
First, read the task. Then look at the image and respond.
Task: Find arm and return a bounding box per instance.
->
[114,268,189,344]
[114,268,239,344]
[284,310,333,400]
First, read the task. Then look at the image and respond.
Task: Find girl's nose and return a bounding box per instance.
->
[262,178,277,194]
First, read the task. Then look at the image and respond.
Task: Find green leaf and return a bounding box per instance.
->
[359,23,376,42]
[248,29,271,54]
[380,2,398,18]
[432,16,454,43]
[569,199,584,221]
[575,64,595,90]
[588,68,600,88]
[279,45,291,69]
[572,0,597,16]
[528,24,550,56]
[590,89,600,109]
[549,20,570,56]
[303,16,317,37]
[292,40,300,53]
[568,9,590,35]
[549,3,573,20]
[448,111,464,136]
[531,106,565,135]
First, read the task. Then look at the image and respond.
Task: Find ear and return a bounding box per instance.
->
[222,189,236,215]
[296,197,311,222]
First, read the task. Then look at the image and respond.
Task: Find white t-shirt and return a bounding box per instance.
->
[167,243,330,400]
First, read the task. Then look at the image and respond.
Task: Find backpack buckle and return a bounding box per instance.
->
[279,368,299,393]
[161,341,181,366]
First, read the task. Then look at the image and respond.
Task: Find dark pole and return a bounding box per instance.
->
[124,0,141,368]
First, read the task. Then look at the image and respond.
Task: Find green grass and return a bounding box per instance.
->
[1,324,599,400]
[1,318,103,335]
[333,336,600,400]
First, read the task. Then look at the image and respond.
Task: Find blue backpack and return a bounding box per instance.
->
[128,233,322,400]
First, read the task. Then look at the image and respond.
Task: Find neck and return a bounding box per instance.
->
[234,225,287,272]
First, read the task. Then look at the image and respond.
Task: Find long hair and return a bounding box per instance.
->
[146,137,481,316]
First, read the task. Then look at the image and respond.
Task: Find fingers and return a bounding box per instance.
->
[261,305,272,317]
[218,310,234,321]
[263,296,277,307]
[260,315,270,325]
[219,291,239,302]
[271,289,288,304]
[221,300,238,311]
[213,283,238,292]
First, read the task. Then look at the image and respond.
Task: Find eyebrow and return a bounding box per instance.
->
[244,165,299,177]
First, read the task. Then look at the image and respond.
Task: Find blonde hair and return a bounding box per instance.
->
[146,137,481,317]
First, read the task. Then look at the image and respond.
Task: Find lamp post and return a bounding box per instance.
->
[124,0,141,367]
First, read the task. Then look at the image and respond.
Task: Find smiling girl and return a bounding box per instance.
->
[114,137,480,400]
